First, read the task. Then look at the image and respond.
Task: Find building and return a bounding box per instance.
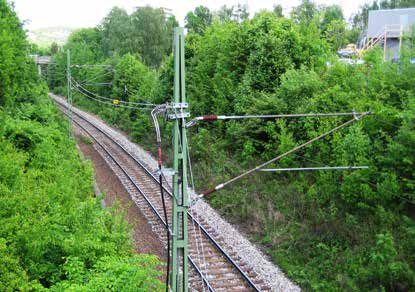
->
[30,54,52,75]
[361,8,415,60]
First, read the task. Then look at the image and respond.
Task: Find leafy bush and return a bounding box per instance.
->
[0,1,163,290]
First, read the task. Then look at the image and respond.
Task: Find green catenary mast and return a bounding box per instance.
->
[66,49,73,136]
[171,27,189,291]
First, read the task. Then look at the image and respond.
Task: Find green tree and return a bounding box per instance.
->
[234,4,249,22]
[49,42,59,55]
[100,6,132,57]
[215,4,249,23]
[273,4,284,18]
[320,5,344,33]
[129,6,177,68]
[0,0,39,106]
[325,19,348,50]
[291,0,318,25]
[185,6,212,34]
[100,6,177,68]
[216,5,234,22]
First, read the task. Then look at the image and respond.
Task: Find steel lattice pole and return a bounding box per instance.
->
[171,27,189,292]
[66,49,73,136]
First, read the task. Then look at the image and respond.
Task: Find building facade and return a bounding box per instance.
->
[362,8,415,60]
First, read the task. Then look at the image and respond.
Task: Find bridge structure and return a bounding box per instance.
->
[30,54,52,75]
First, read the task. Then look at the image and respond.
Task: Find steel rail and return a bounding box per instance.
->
[54,97,261,291]
[57,104,213,290]
[188,256,215,292]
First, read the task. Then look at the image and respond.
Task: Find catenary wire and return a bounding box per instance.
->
[71,77,155,107]
[292,153,415,205]
[186,111,372,127]
[199,112,371,198]
[71,84,153,110]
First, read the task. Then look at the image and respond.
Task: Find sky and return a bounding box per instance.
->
[13,0,370,30]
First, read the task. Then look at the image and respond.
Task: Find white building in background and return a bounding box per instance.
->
[360,7,415,60]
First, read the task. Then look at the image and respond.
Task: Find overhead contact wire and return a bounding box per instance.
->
[71,77,155,107]
[71,85,153,110]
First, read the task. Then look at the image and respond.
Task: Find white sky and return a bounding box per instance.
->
[13,0,370,30]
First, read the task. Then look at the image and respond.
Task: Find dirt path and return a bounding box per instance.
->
[74,129,166,261]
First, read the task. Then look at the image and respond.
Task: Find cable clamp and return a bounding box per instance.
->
[186,117,203,128]
[352,109,359,120]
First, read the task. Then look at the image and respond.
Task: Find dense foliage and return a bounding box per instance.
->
[49,1,415,291]
[0,1,163,290]
[99,6,178,68]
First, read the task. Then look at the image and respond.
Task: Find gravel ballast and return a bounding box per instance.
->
[51,93,301,291]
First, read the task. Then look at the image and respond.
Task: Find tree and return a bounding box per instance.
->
[49,42,59,55]
[64,28,103,67]
[28,43,49,55]
[325,19,348,50]
[320,5,344,33]
[0,0,38,106]
[129,6,176,68]
[216,5,234,22]
[99,6,176,68]
[351,1,379,30]
[215,5,249,23]
[185,6,212,34]
[234,4,249,22]
[291,0,318,25]
[99,7,131,57]
[273,4,284,18]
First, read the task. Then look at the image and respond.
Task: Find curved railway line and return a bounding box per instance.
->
[54,97,271,291]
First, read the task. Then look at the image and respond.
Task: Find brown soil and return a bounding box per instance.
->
[74,131,166,262]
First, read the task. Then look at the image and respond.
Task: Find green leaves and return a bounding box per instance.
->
[0,1,163,289]
[360,232,415,290]
[0,97,163,290]
[185,6,213,35]
[100,6,177,68]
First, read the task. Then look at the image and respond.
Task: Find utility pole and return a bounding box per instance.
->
[170,27,189,291]
[66,49,73,136]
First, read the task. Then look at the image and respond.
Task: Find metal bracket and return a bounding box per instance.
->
[168,112,191,120]
[156,168,176,176]
[169,102,188,109]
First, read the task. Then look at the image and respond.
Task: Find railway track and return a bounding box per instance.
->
[54,97,270,291]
